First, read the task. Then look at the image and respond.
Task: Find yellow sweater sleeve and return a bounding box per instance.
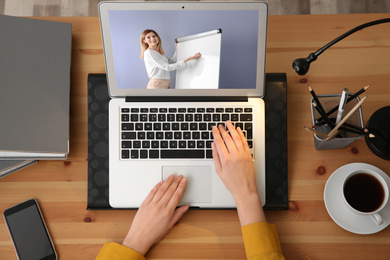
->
[96,242,146,260]
[241,222,285,260]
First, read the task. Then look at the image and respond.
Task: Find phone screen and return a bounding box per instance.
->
[4,199,56,260]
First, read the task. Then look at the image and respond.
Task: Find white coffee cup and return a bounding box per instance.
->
[342,169,389,225]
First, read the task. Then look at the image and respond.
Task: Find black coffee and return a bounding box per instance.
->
[344,173,385,213]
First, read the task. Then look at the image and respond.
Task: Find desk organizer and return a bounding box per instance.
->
[87,73,288,210]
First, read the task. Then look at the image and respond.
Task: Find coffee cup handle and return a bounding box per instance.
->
[370,213,383,225]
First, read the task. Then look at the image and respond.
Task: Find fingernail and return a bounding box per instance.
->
[181,177,187,183]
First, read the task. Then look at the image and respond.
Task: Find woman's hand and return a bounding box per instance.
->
[212,121,266,226]
[122,175,188,255]
[184,52,201,63]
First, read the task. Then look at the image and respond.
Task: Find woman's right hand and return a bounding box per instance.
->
[184,52,201,63]
[211,121,266,226]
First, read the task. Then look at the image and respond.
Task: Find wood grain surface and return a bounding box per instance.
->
[1,14,390,259]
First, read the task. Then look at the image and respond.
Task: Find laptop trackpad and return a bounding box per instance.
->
[162,166,212,203]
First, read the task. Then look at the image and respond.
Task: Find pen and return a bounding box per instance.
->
[335,88,348,124]
[326,95,367,140]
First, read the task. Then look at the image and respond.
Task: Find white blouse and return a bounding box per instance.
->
[143,49,186,80]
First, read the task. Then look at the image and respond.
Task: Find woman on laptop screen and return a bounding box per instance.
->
[140,29,201,89]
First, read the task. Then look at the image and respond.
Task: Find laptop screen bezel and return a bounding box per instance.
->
[98,1,268,98]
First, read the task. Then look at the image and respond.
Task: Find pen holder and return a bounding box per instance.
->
[310,94,364,150]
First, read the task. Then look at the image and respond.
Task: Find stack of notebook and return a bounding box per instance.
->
[0,15,72,178]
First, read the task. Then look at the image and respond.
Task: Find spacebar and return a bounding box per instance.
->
[161,150,204,159]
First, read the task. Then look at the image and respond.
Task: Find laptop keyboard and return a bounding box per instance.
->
[120,106,254,159]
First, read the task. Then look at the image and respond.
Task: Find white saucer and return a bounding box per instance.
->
[324,163,390,234]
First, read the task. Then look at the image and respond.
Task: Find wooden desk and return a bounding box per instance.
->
[1,14,390,259]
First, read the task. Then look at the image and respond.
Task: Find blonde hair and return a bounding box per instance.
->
[140,29,165,59]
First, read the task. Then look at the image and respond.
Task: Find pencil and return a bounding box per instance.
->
[312,101,334,127]
[317,85,370,124]
[326,95,367,140]
[308,85,326,115]
[304,126,329,139]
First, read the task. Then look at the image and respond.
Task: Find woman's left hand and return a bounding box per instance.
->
[122,175,188,255]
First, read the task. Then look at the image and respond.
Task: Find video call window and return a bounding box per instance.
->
[108,10,259,90]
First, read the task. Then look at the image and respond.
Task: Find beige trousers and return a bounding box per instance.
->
[147,78,170,89]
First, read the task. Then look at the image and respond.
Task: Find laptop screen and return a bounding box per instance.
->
[99,2,268,97]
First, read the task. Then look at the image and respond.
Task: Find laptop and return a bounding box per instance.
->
[98,1,268,208]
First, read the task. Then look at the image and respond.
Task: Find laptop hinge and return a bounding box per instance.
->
[125,96,248,102]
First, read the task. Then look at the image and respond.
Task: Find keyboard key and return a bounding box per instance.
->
[172,123,180,130]
[122,150,129,159]
[183,132,191,139]
[206,150,213,158]
[153,123,161,130]
[122,141,131,148]
[135,123,143,130]
[131,150,139,159]
[170,141,177,148]
[133,141,141,148]
[140,150,148,159]
[131,114,138,122]
[190,123,198,130]
[142,141,150,148]
[197,141,205,148]
[195,114,202,121]
[179,141,187,148]
[122,132,136,139]
[152,141,159,148]
[188,141,195,148]
[204,114,211,121]
[181,123,189,130]
[149,150,159,158]
[222,114,229,121]
[185,114,193,121]
[140,114,148,121]
[137,132,145,139]
[122,114,129,122]
[174,132,182,139]
[187,108,196,113]
[121,108,130,113]
[147,132,154,139]
[160,141,168,148]
[161,149,204,159]
[240,114,253,121]
[163,123,170,130]
[122,123,134,130]
[231,114,239,121]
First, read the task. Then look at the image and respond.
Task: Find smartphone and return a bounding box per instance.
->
[3,199,57,260]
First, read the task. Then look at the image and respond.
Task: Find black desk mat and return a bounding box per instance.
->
[87,73,288,210]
